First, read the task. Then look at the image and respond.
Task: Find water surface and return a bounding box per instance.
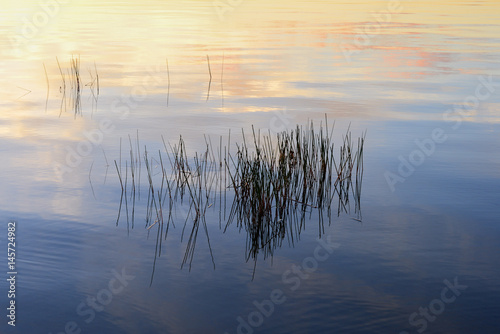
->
[1,1,499,333]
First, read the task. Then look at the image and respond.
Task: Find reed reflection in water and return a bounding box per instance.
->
[108,118,365,283]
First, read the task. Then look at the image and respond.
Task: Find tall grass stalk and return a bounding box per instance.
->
[111,119,365,281]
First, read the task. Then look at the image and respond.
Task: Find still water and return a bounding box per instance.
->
[1,0,500,333]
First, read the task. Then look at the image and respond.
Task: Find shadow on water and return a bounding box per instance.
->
[107,117,365,285]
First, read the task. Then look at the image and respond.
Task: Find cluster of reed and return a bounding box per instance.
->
[47,56,99,116]
[225,120,364,266]
[114,133,223,282]
[111,118,365,281]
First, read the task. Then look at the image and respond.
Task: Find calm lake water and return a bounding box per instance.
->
[1,1,500,333]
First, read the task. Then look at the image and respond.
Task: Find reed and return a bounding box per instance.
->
[110,118,365,281]
[51,56,100,117]
[114,160,124,226]
[54,56,83,116]
[70,55,82,117]
[56,56,66,116]
[94,61,99,96]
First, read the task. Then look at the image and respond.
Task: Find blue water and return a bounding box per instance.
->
[1,1,500,333]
